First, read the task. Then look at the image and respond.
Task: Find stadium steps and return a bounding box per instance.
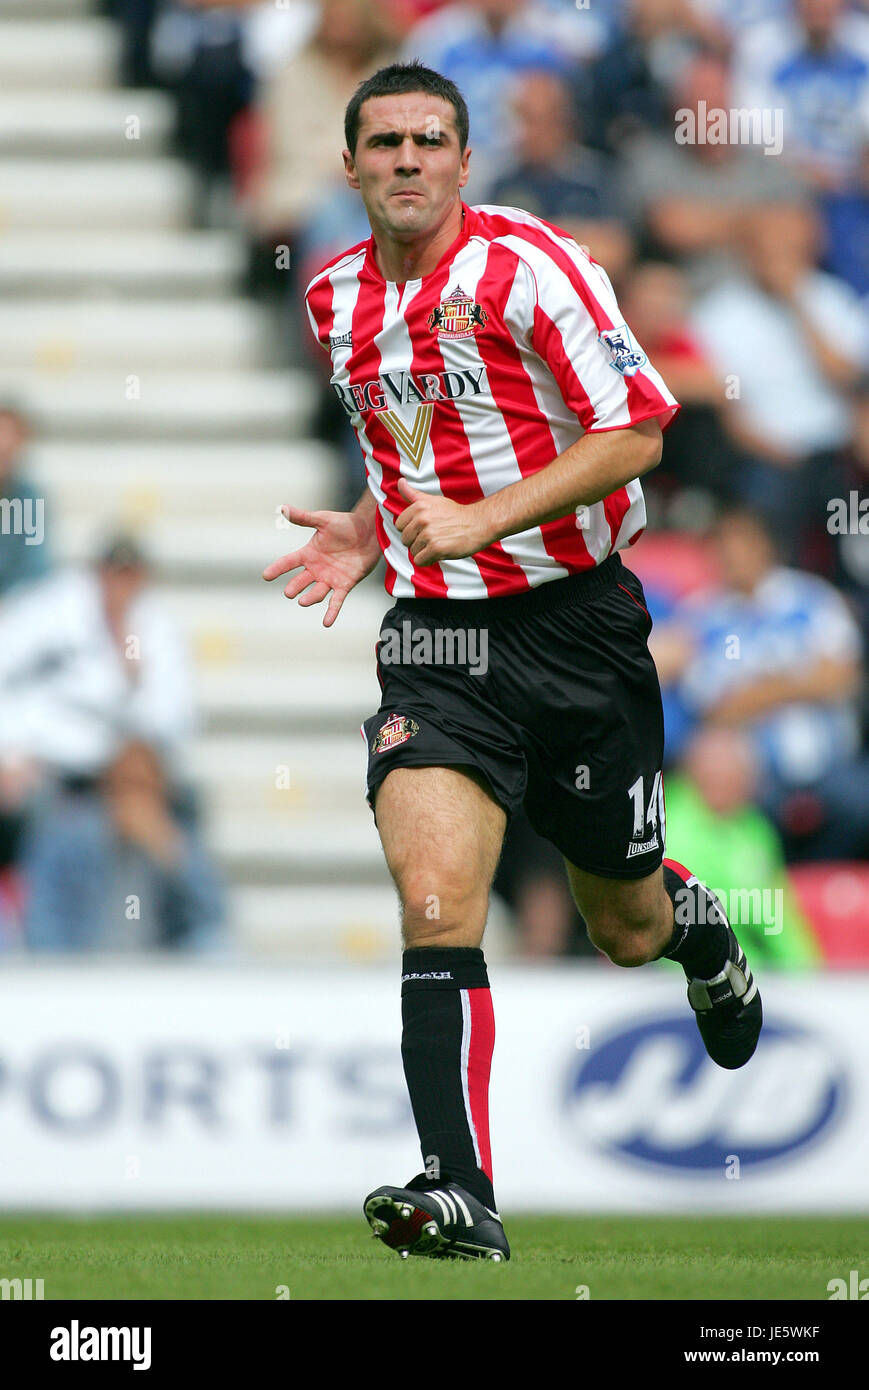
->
[194,665,380,735]
[189,735,376,815]
[230,883,514,961]
[2,0,91,16]
[0,19,119,89]
[164,584,386,666]
[210,812,385,884]
[0,233,244,298]
[0,90,173,157]
[0,299,274,371]
[230,883,402,959]
[58,518,379,584]
[29,441,331,514]
[0,372,313,441]
[0,0,473,957]
[0,158,193,230]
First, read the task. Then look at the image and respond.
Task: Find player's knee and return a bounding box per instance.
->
[401,909,485,948]
[402,921,482,950]
[398,868,486,946]
[586,905,663,968]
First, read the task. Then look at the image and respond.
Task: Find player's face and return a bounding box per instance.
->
[344,93,470,241]
[716,517,774,593]
[798,0,842,42]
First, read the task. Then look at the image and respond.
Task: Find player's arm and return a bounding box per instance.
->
[705,655,862,724]
[263,488,381,627]
[399,240,677,565]
[470,416,662,540]
[396,419,663,566]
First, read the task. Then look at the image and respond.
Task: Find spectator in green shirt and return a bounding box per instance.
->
[664,725,822,968]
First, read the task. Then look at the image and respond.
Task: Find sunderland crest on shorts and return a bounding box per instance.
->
[372,712,420,754]
[427,286,488,340]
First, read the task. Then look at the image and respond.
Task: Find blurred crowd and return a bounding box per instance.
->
[0,409,227,952]
[4,0,869,960]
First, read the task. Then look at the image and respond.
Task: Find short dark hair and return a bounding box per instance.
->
[715,505,778,553]
[344,60,469,157]
[98,533,149,572]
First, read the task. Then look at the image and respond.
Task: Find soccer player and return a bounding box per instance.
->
[264,62,763,1262]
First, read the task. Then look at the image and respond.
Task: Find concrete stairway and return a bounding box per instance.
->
[0,1,501,960]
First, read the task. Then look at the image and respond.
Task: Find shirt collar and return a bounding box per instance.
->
[362,202,473,287]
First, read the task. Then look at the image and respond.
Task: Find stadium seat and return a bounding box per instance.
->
[788,863,869,966]
[628,530,720,601]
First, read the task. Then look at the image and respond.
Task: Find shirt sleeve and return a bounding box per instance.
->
[517,238,680,432]
[796,273,869,370]
[803,579,863,662]
[304,287,331,354]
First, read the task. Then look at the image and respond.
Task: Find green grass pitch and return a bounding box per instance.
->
[0,1215,865,1300]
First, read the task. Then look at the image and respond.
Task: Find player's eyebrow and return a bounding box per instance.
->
[364,129,449,147]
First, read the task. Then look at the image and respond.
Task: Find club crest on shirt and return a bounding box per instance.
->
[372,712,420,754]
[599,323,646,376]
[427,285,488,340]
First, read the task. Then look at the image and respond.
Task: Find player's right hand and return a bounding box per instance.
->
[262,505,380,627]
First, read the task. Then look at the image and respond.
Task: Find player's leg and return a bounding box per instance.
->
[375,763,503,949]
[364,764,511,1259]
[563,860,671,967]
[508,556,762,1070]
[565,857,762,1068]
[377,764,503,1204]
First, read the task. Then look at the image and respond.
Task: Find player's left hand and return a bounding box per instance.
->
[395,478,490,565]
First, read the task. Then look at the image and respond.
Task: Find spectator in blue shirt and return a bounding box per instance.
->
[671,508,869,860]
[819,132,869,299]
[487,69,633,280]
[402,0,594,194]
[575,0,697,155]
[732,0,869,190]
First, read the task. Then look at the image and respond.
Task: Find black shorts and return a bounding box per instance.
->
[362,552,665,880]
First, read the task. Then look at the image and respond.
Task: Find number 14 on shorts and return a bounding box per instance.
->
[627,771,664,856]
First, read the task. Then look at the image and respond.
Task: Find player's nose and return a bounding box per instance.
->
[394,136,421,172]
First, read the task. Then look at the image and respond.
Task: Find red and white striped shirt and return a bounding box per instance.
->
[305,202,679,599]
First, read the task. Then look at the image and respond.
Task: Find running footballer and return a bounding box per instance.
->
[264,62,763,1262]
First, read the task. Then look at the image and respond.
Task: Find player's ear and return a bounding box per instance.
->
[343,149,360,189]
[458,146,471,189]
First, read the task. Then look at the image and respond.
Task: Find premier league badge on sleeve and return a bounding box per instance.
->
[599,324,647,376]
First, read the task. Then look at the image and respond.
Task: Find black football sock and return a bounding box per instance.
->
[400,945,496,1212]
[659,857,730,979]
